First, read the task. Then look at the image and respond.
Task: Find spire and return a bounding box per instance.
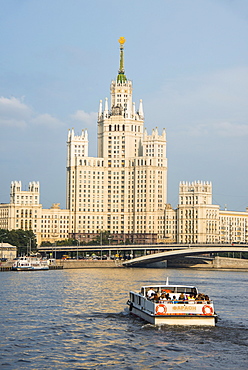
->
[132,102,136,116]
[138,99,144,118]
[98,99,102,119]
[104,97,109,117]
[71,128,75,139]
[117,37,127,83]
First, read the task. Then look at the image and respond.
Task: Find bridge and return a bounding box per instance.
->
[122,244,248,266]
[38,243,187,253]
[37,243,248,264]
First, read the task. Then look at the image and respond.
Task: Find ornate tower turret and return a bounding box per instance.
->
[66,37,167,242]
[117,36,127,83]
[97,37,144,158]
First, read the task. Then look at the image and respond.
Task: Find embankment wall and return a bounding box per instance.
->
[168,256,248,269]
[57,259,122,269]
[213,256,248,269]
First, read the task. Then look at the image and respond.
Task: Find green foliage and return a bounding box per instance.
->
[94,231,111,245]
[56,239,76,246]
[40,241,53,247]
[40,238,79,246]
[0,229,37,255]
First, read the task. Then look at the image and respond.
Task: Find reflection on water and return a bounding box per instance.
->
[0,268,248,369]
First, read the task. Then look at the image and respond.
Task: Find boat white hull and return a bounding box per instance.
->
[12,257,49,271]
[12,267,33,271]
[130,306,216,326]
[127,282,218,326]
[12,266,49,271]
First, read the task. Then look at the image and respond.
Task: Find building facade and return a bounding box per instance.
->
[0,243,17,260]
[0,181,42,235]
[0,181,71,245]
[1,179,247,246]
[177,181,220,244]
[0,38,248,246]
[164,181,248,244]
[66,37,167,242]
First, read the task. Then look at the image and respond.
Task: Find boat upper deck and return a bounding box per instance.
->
[138,285,198,297]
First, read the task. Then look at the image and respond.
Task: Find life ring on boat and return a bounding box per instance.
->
[202,305,213,315]
[156,304,167,315]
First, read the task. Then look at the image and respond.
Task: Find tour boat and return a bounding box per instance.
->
[127,280,218,326]
[12,256,49,271]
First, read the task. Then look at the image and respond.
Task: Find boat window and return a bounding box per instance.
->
[130,293,134,302]
[176,287,197,294]
[185,288,197,294]
[176,287,186,293]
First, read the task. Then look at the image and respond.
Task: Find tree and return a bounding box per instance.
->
[94,231,110,245]
[0,229,37,256]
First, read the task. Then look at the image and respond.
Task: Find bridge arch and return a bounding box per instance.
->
[123,246,248,266]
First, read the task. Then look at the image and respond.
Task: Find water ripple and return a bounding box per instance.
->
[0,268,248,369]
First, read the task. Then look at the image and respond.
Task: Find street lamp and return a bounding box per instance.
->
[23,235,32,256]
[54,242,57,260]
[76,239,80,260]
[100,231,103,260]
[108,236,112,259]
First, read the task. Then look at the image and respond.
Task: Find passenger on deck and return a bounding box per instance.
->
[179,293,185,301]
[195,293,204,302]
[160,293,167,301]
[172,295,178,303]
[188,294,195,303]
[147,288,155,298]
[152,293,160,302]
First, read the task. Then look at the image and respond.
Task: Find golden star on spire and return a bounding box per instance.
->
[118,36,126,45]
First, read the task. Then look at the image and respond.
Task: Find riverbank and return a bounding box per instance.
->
[167,256,248,270]
[1,256,248,271]
[0,259,122,271]
[55,259,122,269]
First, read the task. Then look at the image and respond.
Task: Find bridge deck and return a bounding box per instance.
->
[122,245,248,266]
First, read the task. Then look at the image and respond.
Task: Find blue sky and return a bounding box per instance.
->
[0,0,248,211]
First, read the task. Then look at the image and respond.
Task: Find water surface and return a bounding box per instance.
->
[0,268,247,369]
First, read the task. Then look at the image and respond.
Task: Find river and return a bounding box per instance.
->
[0,268,247,369]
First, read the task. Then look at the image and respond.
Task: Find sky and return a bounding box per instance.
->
[0,0,248,211]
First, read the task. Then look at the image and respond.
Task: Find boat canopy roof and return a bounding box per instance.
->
[135,284,199,297]
[141,285,197,289]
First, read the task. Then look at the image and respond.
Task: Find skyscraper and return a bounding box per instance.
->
[1,39,247,246]
[66,37,168,242]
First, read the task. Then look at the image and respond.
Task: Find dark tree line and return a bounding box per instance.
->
[40,231,113,247]
[0,229,37,256]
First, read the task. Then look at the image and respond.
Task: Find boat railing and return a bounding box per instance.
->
[155,299,212,305]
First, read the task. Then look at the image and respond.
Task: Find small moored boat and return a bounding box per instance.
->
[127,280,218,326]
[12,256,49,271]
